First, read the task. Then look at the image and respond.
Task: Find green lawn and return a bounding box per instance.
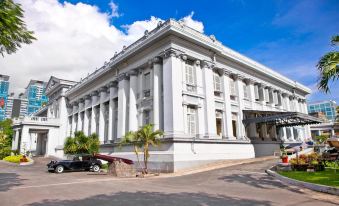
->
[278,169,339,188]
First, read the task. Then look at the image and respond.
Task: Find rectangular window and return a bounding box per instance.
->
[185,65,195,85]
[143,73,151,97]
[229,79,236,96]
[187,106,196,135]
[243,84,249,99]
[254,85,259,100]
[264,88,269,103]
[213,73,221,92]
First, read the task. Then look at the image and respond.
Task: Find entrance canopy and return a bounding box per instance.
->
[243,110,323,127]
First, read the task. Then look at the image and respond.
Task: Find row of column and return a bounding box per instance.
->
[68,59,163,143]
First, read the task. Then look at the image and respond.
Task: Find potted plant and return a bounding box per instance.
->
[280,145,288,163]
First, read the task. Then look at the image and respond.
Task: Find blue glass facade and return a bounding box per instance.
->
[0,77,9,121]
[26,83,48,115]
[308,101,337,122]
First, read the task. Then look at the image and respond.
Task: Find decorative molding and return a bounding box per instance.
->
[99,86,108,93]
[118,73,128,81]
[128,69,139,76]
[108,80,118,88]
[195,60,201,66]
[91,91,98,97]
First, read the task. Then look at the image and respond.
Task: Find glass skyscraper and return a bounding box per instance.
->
[25,80,48,115]
[0,75,10,121]
[308,100,337,122]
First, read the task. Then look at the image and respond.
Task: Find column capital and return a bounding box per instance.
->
[128,69,139,76]
[195,59,201,66]
[108,80,118,88]
[78,98,85,103]
[201,60,214,69]
[281,92,288,97]
[99,86,108,93]
[84,94,91,100]
[152,56,162,64]
[244,78,255,85]
[91,90,98,97]
[118,73,128,81]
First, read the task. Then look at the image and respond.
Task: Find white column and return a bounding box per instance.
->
[247,79,257,139]
[83,96,91,136]
[90,92,98,135]
[235,75,246,139]
[152,57,162,131]
[222,72,235,139]
[303,100,311,139]
[71,103,78,136]
[129,70,138,131]
[99,87,107,143]
[162,49,184,137]
[108,81,117,141]
[195,60,205,138]
[117,74,128,139]
[78,101,84,132]
[286,95,295,141]
[202,60,217,138]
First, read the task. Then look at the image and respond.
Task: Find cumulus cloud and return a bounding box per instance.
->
[181,11,204,33]
[0,0,204,95]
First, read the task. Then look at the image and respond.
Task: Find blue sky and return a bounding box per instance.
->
[66,0,338,102]
[2,0,338,103]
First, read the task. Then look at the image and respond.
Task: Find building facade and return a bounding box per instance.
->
[12,20,319,172]
[308,100,337,122]
[0,75,10,121]
[25,80,48,115]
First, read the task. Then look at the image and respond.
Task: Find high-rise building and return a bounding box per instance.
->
[308,100,337,122]
[6,93,28,119]
[25,80,48,115]
[0,75,10,121]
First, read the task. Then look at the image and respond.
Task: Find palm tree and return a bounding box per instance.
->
[120,124,164,174]
[64,131,100,155]
[317,35,339,93]
[137,124,164,174]
[119,131,143,172]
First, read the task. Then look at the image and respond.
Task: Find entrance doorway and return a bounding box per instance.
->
[36,133,48,156]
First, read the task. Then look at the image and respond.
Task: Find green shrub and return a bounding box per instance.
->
[0,147,12,159]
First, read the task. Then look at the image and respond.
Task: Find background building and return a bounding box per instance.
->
[308,100,337,122]
[25,80,48,115]
[5,93,28,119]
[0,75,10,121]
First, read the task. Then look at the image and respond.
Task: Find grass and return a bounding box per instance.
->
[278,169,339,188]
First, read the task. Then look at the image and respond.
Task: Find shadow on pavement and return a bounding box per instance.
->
[218,173,304,194]
[26,191,272,206]
[0,173,23,192]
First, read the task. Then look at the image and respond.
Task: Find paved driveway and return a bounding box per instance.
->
[0,158,338,206]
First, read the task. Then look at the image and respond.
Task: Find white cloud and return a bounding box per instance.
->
[109,1,121,18]
[0,0,204,95]
[181,11,204,33]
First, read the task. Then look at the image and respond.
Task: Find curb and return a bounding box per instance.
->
[156,156,278,178]
[266,167,339,196]
[0,158,34,166]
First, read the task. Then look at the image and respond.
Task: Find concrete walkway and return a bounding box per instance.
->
[0,157,338,206]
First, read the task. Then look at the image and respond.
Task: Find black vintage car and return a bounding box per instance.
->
[47,154,102,173]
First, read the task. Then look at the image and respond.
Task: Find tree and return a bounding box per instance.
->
[63,131,100,155]
[0,119,13,159]
[120,124,164,174]
[0,0,36,56]
[317,35,339,93]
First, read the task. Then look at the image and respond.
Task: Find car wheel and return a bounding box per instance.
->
[55,165,64,173]
[92,164,100,172]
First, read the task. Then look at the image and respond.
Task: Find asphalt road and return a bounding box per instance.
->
[0,158,338,206]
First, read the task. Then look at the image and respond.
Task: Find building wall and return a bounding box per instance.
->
[26,81,48,115]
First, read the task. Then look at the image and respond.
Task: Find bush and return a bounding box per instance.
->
[289,153,324,171]
[0,147,12,159]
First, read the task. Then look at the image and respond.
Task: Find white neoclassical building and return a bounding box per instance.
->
[12,19,321,172]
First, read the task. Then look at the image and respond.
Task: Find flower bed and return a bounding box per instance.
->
[3,155,30,164]
[289,153,325,171]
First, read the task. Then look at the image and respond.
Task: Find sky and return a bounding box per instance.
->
[0,0,338,103]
